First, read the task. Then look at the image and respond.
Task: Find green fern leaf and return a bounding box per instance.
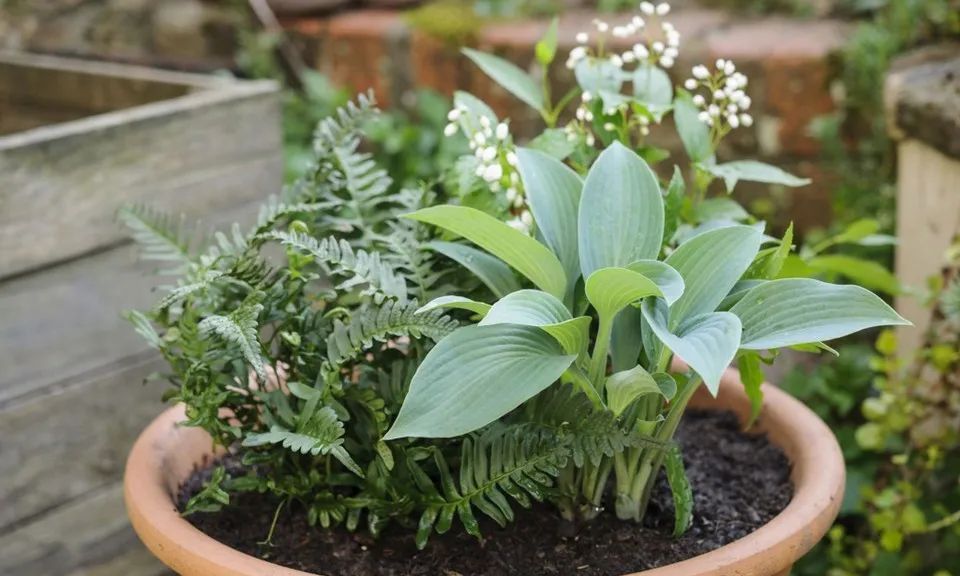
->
[198,300,265,381]
[117,205,195,271]
[243,406,363,476]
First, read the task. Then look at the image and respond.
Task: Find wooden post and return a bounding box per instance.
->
[885,46,960,356]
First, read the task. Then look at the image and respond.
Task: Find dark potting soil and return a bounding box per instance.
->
[179,410,792,575]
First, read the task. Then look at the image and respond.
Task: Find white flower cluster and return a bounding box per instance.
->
[565,2,679,72]
[683,58,753,130]
[443,105,532,234]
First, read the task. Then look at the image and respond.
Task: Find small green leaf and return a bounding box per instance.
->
[653,372,677,400]
[417,296,492,317]
[606,364,666,416]
[642,299,742,396]
[535,17,559,65]
[517,148,583,298]
[695,198,749,222]
[578,142,664,278]
[737,351,765,426]
[806,255,901,296]
[428,241,521,298]
[673,91,713,163]
[411,206,566,299]
[665,446,693,537]
[730,279,910,350]
[745,223,793,280]
[463,48,545,112]
[574,58,624,99]
[585,267,662,320]
[384,325,576,439]
[703,160,810,193]
[662,166,685,245]
[528,128,576,160]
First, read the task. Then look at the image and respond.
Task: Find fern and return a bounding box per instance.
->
[410,427,568,548]
[253,193,339,237]
[198,299,266,381]
[123,309,164,350]
[326,299,458,367]
[312,90,380,156]
[154,270,225,311]
[264,230,408,302]
[244,406,363,477]
[117,205,195,271]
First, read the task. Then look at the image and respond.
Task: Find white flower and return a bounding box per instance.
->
[663,47,678,59]
[713,89,725,100]
[576,32,589,44]
[496,122,509,140]
[570,46,587,62]
[576,107,587,121]
[473,132,486,146]
[740,95,752,110]
[594,19,609,32]
[692,65,709,79]
[716,58,726,69]
[475,164,485,176]
[582,91,593,102]
[584,110,594,121]
[447,109,461,121]
[443,123,458,137]
[640,2,655,15]
[698,111,713,126]
[724,61,736,75]
[660,56,674,68]
[656,2,670,15]
[506,151,518,166]
[727,103,738,114]
[684,79,698,90]
[482,146,498,162]
[507,218,528,233]
[610,54,623,68]
[506,187,518,202]
[622,50,637,63]
[632,16,645,28]
[640,125,650,136]
[520,210,533,226]
[604,122,616,132]
[708,104,720,117]
[510,171,520,184]
[585,133,596,146]
[639,115,650,126]
[479,115,490,129]
[740,113,754,127]
[692,94,706,106]
[727,114,740,128]
[613,26,629,38]
[633,43,649,59]
[652,41,664,54]
[482,163,503,182]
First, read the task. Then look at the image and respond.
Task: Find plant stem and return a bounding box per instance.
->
[589,316,613,386]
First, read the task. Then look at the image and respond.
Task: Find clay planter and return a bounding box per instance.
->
[125,368,844,576]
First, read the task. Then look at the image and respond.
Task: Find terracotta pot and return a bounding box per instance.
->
[125,367,844,576]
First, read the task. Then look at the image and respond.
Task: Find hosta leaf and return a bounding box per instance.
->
[428,241,521,298]
[806,255,901,296]
[479,290,588,355]
[642,298,742,396]
[633,64,673,110]
[626,260,684,306]
[611,306,644,372]
[575,58,624,99]
[578,142,664,277]
[453,91,497,124]
[585,267,662,320]
[410,206,566,299]
[528,128,576,160]
[517,148,583,297]
[665,225,763,328]
[417,296,492,317]
[463,48,545,112]
[730,278,909,350]
[674,92,713,164]
[384,325,576,439]
[606,364,666,416]
[695,198,749,222]
[703,160,810,193]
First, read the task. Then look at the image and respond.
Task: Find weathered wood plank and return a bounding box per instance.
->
[0,350,170,530]
[0,52,282,279]
[0,481,170,576]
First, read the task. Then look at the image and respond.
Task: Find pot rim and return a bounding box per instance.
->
[124,367,844,576]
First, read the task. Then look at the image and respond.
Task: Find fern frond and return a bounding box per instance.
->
[118,205,195,271]
[154,270,225,310]
[198,299,265,381]
[123,309,164,349]
[312,90,379,156]
[411,427,567,548]
[326,300,457,368]
[264,231,408,302]
[253,193,339,236]
[243,406,363,476]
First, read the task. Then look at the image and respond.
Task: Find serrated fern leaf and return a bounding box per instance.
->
[254,194,339,236]
[198,300,265,381]
[243,406,363,476]
[123,309,164,349]
[312,91,379,156]
[264,231,408,302]
[118,205,195,270]
[154,271,225,310]
[326,300,457,367]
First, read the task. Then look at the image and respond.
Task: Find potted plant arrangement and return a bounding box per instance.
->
[123,6,909,575]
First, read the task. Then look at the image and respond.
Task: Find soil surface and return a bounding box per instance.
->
[180,410,792,575]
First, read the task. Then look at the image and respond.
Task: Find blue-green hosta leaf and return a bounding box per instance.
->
[633,64,673,112]
[574,58,624,100]
[453,91,497,124]
[806,255,901,296]
[606,364,668,416]
[479,290,589,355]
[730,278,910,350]
[674,92,713,164]
[665,225,763,328]
[578,142,664,277]
[417,296,492,317]
[626,260,684,306]
[718,279,767,310]
[384,325,576,438]
[517,148,583,297]
[611,306,644,372]
[585,267,662,320]
[641,298,742,396]
[704,160,810,193]
[411,206,566,299]
[463,48,545,112]
[427,241,521,298]
[528,128,576,160]
[695,197,749,222]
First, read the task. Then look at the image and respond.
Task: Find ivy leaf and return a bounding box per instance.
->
[463,48,545,113]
